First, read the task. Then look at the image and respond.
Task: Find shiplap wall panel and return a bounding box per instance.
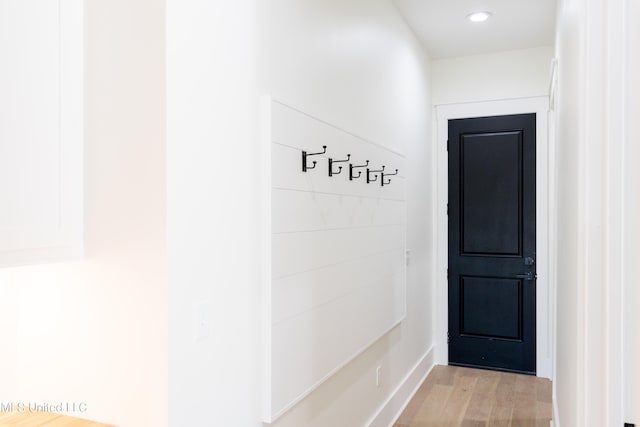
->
[271,251,405,413]
[272,226,404,278]
[272,189,404,233]
[272,250,405,325]
[264,99,406,422]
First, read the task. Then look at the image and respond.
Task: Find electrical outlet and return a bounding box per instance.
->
[376,366,381,387]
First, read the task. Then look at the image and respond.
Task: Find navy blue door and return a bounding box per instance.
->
[448,114,536,374]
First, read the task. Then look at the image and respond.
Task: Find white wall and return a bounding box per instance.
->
[0,1,167,426]
[258,1,433,425]
[167,0,432,426]
[166,1,261,426]
[431,46,554,105]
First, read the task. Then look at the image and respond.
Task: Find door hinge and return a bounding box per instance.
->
[447,330,450,344]
[516,272,537,281]
[447,140,450,151]
[446,268,449,279]
[447,203,449,216]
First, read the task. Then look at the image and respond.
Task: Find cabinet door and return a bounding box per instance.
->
[0,0,83,266]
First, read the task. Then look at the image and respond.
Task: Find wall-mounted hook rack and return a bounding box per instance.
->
[349,160,369,180]
[302,145,327,172]
[381,169,398,186]
[328,154,351,177]
[367,166,385,184]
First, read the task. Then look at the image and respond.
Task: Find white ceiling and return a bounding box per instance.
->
[393,0,557,59]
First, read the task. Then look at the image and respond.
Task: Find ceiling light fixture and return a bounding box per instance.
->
[467,11,492,22]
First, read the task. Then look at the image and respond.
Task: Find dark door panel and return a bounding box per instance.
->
[461,132,522,256]
[448,114,536,374]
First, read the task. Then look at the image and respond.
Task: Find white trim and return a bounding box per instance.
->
[260,95,273,423]
[548,58,558,111]
[366,346,435,427]
[605,2,628,426]
[548,89,559,420]
[552,395,560,427]
[434,96,553,379]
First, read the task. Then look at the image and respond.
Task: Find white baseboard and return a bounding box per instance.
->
[551,396,560,427]
[366,346,435,427]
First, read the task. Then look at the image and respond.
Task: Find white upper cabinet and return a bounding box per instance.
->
[0,0,83,266]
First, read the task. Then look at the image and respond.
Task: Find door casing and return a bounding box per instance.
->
[434,96,553,379]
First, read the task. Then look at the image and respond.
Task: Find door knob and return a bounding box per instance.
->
[524,256,535,266]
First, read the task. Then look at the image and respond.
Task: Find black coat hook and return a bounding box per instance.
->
[381,169,398,186]
[302,145,327,172]
[329,154,351,177]
[367,165,385,184]
[349,160,369,180]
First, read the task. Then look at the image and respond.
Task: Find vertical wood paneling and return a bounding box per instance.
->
[265,99,407,421]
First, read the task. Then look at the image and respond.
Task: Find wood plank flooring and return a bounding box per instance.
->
[0,410,116,426]
[394,365,552,427]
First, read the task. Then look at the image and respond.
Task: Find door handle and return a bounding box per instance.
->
[516,272,537,281]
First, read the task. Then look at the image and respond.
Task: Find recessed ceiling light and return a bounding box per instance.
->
[467,11,492,22]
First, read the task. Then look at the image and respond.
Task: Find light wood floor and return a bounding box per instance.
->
[394,365,552,427]
[0,410,115,426]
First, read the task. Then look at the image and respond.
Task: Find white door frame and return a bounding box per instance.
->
[434,96,553,379]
